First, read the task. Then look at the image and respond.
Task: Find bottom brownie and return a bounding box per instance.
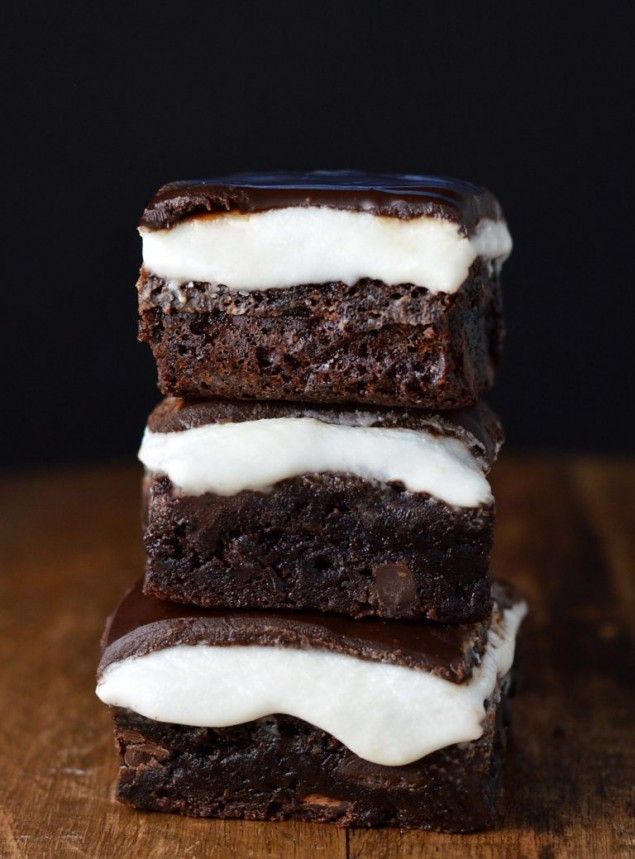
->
[112,680,510,832]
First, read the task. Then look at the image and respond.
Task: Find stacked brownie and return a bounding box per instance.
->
[97,172,527,831]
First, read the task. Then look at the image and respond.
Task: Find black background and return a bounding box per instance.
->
[3,2,633,467]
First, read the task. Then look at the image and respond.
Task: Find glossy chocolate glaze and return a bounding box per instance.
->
[99,581,518,683]
[139,171,504,231]
[146,397,503,471]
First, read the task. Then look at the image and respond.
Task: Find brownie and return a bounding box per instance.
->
[137,172,509,408]
[138,263,502,408]
[110,690,509,831]
[98,582,525,830]
[140,398,502,621]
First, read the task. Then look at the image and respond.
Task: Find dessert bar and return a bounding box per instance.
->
[139,397,503,621]
[137,172,511,408]
[97,581,526,830]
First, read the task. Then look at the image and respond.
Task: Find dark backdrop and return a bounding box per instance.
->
[3,2,633,467]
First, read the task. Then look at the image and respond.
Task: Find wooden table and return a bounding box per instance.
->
[1,458,633,858]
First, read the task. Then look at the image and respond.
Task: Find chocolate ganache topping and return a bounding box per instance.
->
[140,171,504,232]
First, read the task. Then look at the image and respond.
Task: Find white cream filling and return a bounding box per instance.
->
[97,601,526,766]
[138,418,492,507]
[140,207,512,294]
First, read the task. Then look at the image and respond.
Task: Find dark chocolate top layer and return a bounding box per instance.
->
[147,397,503,471]
[140,171,504,232]
[99,581,518,684]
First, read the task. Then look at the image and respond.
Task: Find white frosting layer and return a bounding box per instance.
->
[138,417,492,507]
[97,601,526,766]
[140,207,512,294]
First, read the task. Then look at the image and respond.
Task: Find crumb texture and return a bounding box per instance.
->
[137,270,504,407]
[143,473,494,621]
[113,698,507,831]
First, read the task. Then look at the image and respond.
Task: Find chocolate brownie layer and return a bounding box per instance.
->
[143,473,494,621]
[140,398,501,620]
[138,267,504,407]
[111,687,510,831]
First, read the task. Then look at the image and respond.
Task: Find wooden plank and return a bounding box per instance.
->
[0,464,347,859]
[0,458,633,857]
[348,457,635,859]
[571,458,635,637]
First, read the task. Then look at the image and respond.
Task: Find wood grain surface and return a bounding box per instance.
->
[0,457,633,858]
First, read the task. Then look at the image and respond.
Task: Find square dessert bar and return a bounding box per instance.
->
[137,172,511,408]
[139,397,503,622]
[97,582,526,831]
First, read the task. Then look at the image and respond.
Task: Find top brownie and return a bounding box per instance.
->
[137,171,511,407]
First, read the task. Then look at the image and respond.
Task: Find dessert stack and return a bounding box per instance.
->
[96,173,527,831]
